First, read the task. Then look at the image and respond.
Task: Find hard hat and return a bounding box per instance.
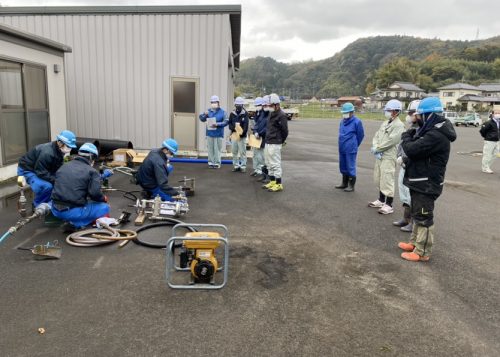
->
[78,142,98,156]
[234,97,245,105]
[210,95,220,103]
[417,97,443,114]
[56,130,77,148]
[340,103,355,113]
[384,99,403,111]
[162,138,178,155]
[269,93,281,104]
[407,100,421,113]
[262,95,271,105]
[254,97,264,106]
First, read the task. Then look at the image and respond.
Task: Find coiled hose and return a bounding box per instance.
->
[66,224,137,247]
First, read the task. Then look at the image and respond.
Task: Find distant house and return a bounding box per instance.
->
[372,82,424,109]
[438,83,481,109]
[478,83,500,97]
[337,96,363,110]
[457,94,500,111]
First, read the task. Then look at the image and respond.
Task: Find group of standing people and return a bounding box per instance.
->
[199,93,288,192]
[335,97,457,262]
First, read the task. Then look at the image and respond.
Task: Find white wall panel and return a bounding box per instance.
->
[0,13,234,149]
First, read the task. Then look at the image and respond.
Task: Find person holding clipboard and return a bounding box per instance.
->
[199,95,228,169]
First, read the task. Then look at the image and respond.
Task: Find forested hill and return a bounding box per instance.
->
[235,35,500,98]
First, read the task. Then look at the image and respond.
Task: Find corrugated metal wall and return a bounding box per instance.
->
[0,14,233,149]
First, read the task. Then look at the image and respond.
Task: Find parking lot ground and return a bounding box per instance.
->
[0,119,498,356]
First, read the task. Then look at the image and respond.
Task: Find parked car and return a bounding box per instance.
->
[443,111,458,124]
[454,113,482,127]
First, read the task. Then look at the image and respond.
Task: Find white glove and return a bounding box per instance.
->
[254,133,260,139]
[96,217,119,228]
[396,156,403,166]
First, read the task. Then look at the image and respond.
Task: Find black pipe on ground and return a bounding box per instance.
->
[73,137,133,156]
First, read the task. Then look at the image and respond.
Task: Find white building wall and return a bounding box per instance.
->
[0,38,67,180]
[0,14,234,150]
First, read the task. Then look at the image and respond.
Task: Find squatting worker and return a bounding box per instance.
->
[262,93,288,192]
[51,143,110,230]
[228,97,249,173]
[17,130,77,208]
[199,95,228,169]
[393,100,420,233]
[136,138,180,201]
[251,97,267,177]
[479,108,500,174]
[368,99,405,215]
[398,97,456,262]
[335,102,364,192]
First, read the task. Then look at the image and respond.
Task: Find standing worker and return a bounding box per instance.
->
[263,93,288,192]
[257,95,271,183]
[368,99,405,214]
[479,107,500,174]
[393,100,420,232]
[199,95,228,169]
[335,103,364,192]
[228,97,249,172]
[51,143,110,230]
[251,97,267,177]
[398,97,456,262]
[136,138,180,201]
[17,130,77,208]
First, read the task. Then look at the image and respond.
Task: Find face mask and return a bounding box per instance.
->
[342,114,350,119]
[235,105,243,112]
[384,111,392,119]
[493,114,500,120]
[211,103,218,109]
[263,107,270,112]
[61,145,72,154]
[268,107,275,113]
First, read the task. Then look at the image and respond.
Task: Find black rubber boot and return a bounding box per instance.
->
[335,175,348,189]
[344,176,356,192]
[393,205,411,227]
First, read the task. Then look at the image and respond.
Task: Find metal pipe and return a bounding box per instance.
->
[74,137,133,156]
[170,158,232,164]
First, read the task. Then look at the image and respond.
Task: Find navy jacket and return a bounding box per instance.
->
[18,141,64,184]
[51,157,105,208]
[338,116,364,154]
[137,149,178,196]
[402,114,457,198]
[228,109,249,137]
[265,109,288,145]
[199,107,228,138]
[253,110,268,149]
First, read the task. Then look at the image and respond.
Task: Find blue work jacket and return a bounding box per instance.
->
[199,108,228,138]
[338,116,364,154]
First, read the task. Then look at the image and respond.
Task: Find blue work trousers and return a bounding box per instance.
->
[149,187,174,202]
[51,202,110,228]
[17,167,53,207]
[339,153,357,177]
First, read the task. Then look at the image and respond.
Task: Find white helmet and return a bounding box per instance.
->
[234,97,245,105]
[262,95,271,105]
[407,100,421,113]
[384,99,403,111]
[269,93,281,104]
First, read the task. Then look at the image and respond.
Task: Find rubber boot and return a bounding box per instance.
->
[335,175,348,189]
[400,220,413,232]
[393,205,410,227]
[344,176,356,192]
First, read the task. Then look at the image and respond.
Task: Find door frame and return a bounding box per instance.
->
[170,76,199,151]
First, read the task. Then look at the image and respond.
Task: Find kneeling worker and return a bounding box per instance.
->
[51,143,110,229]
[18,130,77,207]
[137,138,180,201]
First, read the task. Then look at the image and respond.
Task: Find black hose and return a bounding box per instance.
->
[133,219,196,249]
[106,189,141,201]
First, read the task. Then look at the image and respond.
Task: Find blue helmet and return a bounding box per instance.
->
[341,103,355,113]
[162,138,178,155]
[78,142,98,156]
[57,130,77,148]
[417,97,443,114]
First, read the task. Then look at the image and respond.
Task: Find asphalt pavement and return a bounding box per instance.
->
[0,119,498,357]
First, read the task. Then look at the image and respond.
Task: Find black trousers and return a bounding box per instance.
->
[410,190,435,227]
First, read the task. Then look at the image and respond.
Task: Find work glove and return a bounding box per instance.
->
[101,169,113,180]
[375,153,383,160]
[167,164,174,174]
[396,156,403,166]
[370,146,376,154]
[254,132,260,139]
[282,141,287,147]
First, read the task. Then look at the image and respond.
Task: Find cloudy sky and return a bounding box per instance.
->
[2,0,500,63]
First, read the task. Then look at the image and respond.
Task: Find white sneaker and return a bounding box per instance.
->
[482,168,494,174]
[378,204,394,215]
[368,199,385,208]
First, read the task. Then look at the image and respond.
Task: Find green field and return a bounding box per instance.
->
[291,103,384,121]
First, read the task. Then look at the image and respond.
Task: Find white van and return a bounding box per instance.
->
[443,111,458,123]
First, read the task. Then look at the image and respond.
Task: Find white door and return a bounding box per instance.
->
[171,78,198,151]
